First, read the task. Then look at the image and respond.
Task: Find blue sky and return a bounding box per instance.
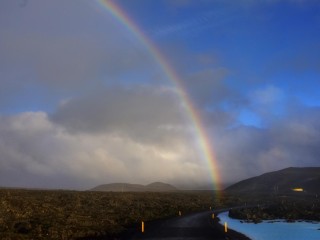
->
[0,0,320,189]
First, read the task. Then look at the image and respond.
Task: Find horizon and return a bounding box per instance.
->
[1,0,320,190]
[1,166,318,191]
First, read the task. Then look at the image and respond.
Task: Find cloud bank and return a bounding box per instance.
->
[0,0,319,189]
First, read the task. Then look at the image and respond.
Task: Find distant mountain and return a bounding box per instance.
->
[90,182,178,192]
[145,182,178,191]
[225,167,320,194]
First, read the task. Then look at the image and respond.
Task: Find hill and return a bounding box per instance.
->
[90,182,178,192]
[225,167,320,194]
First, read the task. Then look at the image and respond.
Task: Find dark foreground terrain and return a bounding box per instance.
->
[1,168,319,239]
[0,189,235,240]
[229,196,320,223]
[1,189,318,240]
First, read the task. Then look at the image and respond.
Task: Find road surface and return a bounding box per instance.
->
[124,210,251,240]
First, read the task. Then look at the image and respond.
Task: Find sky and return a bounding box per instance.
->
[0,0,320,190]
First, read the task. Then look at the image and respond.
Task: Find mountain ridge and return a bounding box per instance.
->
[225,167,320,194]
[90,181,178,192]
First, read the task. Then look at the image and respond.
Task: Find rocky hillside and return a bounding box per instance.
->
[90,182,178,192]
[225,167,320,194]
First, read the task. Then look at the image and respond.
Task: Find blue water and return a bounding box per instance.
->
[218,211,320,240]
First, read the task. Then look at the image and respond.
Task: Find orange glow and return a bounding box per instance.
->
[292,188,303,192]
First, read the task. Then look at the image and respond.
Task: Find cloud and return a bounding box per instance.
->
[0,0,159,109]
[251,85,284,106]
[153,14,208,37]
[213,106,320,183]
[1,0,320,190]
[152,8,236,38]
[0,1,214,189]
[0,111,211,189]
[184,68,232,106]
[247,85,287,121]
[0,23,155,87]
[2,102,319,189]
[50,85,189,144]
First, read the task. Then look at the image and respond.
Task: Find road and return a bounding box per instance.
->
[124,209,251,240]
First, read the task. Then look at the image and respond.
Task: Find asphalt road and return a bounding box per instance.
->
[125,209,251,240]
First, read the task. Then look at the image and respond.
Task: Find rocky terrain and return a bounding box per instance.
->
[0,189,224,240]
[1,167,319,239]
[229,196,320,223]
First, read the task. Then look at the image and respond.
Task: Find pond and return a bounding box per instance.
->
[218,211,320,240]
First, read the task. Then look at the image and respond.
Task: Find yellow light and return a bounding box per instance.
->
[292,188,303,192]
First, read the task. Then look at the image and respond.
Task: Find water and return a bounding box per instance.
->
[218,211,320,240]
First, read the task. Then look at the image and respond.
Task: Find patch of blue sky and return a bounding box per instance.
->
[238,109,262,128]
[270,71,320,107]
[0,84,59,115]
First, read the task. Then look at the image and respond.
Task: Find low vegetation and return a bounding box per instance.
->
[0,189,231,240]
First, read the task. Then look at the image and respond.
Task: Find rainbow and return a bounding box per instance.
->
[95,0,221,190]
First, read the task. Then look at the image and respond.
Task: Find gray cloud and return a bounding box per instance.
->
[214,106,320,183]
[2,101,319,189]
[50,85,190,145]
[0,111,211,189]
[184,68,233,107]
[157,43,247,111]
[0,1,213,189]
[0,0,159,109]
[1,0,319,190]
